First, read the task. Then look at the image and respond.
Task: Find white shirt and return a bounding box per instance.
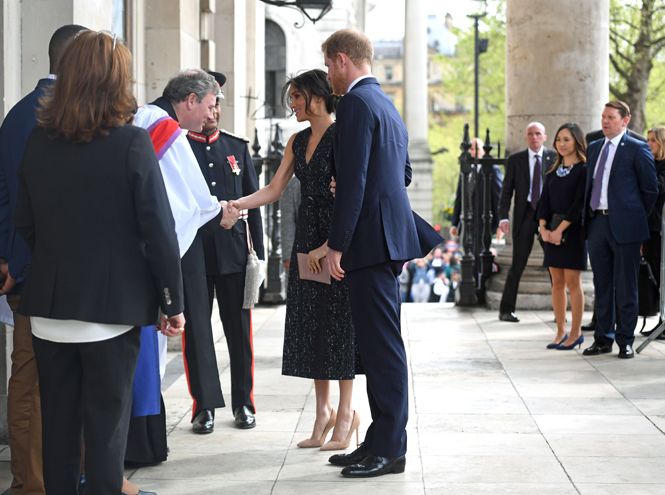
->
[31,317,133,343]
[593,130,625,210]
[347,74,373,93]
[134,105,221,256]
[500,147,544,224]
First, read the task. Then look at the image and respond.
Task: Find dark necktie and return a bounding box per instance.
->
[589,142,611,211]
[530,155,541,211]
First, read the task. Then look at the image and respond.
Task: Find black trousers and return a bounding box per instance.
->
[182,233,225,419]
[33,327,140,495]
[346,260,408,458]
[500,204,540,314]
[207,270,255,413]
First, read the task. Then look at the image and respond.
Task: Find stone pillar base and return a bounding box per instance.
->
[485,239,595,311]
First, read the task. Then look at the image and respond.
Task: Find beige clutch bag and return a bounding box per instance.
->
[297,253,331,284]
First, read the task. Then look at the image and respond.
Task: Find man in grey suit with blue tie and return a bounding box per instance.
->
[583,101,657,358]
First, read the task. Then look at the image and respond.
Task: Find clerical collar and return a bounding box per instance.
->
[150,97,179,123]
[188,129,220,144]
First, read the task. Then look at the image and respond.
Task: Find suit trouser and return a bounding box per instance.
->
[207,271,255,413]
[346,260,408,458]
[587,214,641,347]
[500,204,538,314]
[32,327,140,495]
[181,233,225,419]
[6,295,44,495]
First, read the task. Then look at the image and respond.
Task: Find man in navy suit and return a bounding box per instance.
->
[583,101,657,359]
[0,24,86,495]
[322,29,423,479]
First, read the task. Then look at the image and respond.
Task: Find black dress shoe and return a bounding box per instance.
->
[582,342,612,356]
[499,312,520,322]
[192,410,214,434]
[581,322,596,331]
[618,344,635,359]
[328,443,369,467]
[341,454,406,478]
[233,406,256,429]
[656,332,665,341]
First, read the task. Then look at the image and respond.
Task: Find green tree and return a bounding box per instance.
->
[610,0,665,133]
[429,0,506,225]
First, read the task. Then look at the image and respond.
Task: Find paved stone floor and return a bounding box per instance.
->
[1,303,665,494]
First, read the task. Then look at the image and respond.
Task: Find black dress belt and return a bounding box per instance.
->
[596,209,610,215]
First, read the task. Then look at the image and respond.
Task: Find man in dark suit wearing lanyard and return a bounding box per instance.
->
[187,72,265,430]
[583,101,657,358]
[322,29,425,478]
[497,122,557,322]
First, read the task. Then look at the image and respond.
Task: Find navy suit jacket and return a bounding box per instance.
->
[329,77,422,271]
[585,132,658,244]
[0,78,53,290]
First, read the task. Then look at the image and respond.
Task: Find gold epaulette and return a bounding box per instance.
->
[220,128,250,143]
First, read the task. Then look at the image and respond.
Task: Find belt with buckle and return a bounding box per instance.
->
[596,209,609,215]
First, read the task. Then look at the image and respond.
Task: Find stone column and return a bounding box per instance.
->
[145,0,201,103]
[505,0,609,152]
[215,0,247,134]
[403,0,433,223]
[487,0,608,311]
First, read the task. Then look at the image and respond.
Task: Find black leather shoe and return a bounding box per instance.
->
[499,312,520,322]
[582,342,612,356]
[328,443,369,466]
[581,322,595,331]
[656,332,665,341]
[341,454,406,478]
[192,410,214,434]
[234,406,256,429]
[618,344,635,359]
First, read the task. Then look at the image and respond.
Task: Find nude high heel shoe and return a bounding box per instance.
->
[320,411,361,451]
[297,409,336,448]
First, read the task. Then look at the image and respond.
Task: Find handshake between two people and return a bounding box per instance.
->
[220,200,241,229]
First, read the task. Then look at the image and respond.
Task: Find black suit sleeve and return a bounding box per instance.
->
[14,151,36,252]
[127,129,184,316]
[499,154,516,220]
[491,165,503,230]
[451,176,462,228]
[242,145,264,260]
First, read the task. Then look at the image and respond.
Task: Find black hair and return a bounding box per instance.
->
[281,69,339,117]
[550,122,587,172]
[48,24,88,75]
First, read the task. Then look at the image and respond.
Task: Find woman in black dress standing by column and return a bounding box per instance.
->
[537,123,588,350]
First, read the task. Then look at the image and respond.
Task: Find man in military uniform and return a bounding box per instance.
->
[187,72,265,429]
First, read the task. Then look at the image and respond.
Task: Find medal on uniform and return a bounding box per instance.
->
[227,155,241,175]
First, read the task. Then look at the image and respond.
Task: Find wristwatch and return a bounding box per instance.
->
[537,225,543,233]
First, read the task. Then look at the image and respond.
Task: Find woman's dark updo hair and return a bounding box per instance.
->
[281,69,340,116]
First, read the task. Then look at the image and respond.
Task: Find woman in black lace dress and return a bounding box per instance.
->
[231,70,360,451]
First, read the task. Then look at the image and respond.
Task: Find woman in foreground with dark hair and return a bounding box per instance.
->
[537,123,588,350]
[231,69,361,451]
[14,31,184,494]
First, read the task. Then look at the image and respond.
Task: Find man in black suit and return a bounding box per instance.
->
[450,138,502,286]
[498,122,557,322]
[187,72,265,429]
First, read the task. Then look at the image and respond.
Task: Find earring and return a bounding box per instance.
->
[318,99,321,103]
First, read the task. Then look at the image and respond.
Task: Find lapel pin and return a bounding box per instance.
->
[621,143,625,146]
